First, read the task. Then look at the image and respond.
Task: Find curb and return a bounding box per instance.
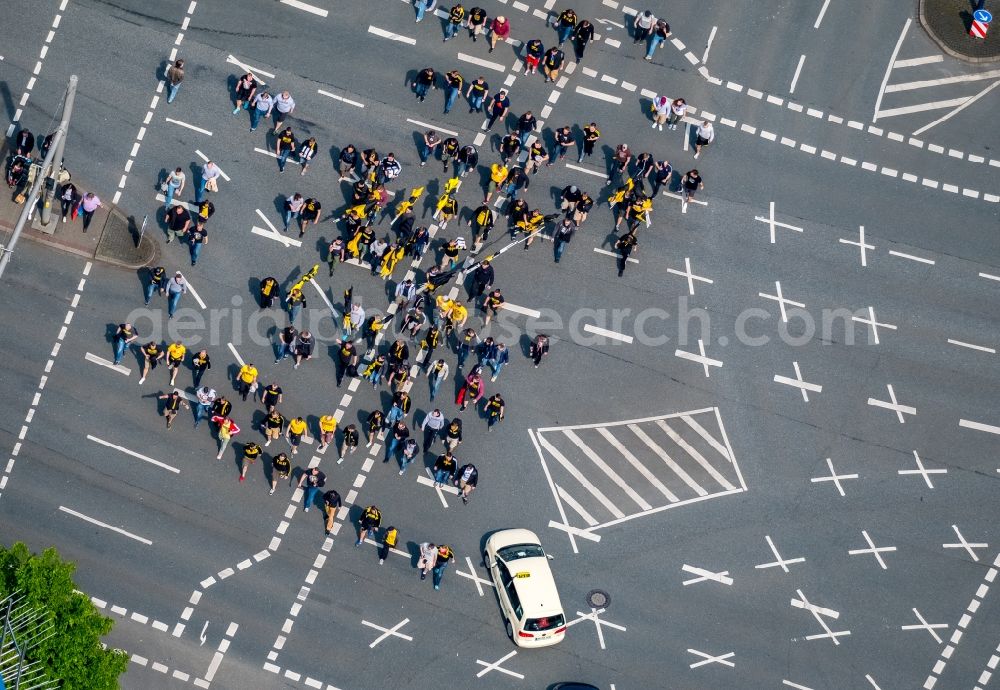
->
[918,0,1000,64]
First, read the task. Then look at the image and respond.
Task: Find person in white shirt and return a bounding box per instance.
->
[272,91,296,133]
[667,98,687,131]
[633,10,656,43]
[694,120,715,159]
[196,161,220,202]
[651,95,670,131]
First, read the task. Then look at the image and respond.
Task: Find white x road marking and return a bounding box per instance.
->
[361,618,412,648]
[867,384,915,423]
[565,608,627,650]
[225,54,274,82]
[755,535,806,572]
[774,361,822,401]
[791,589,850,644]
[674,339,723,377]
[810,457,858,497]
[252,208,302,248]
[667,257,714,295]
[942,524,988,562]
[754,202,803,244]
[759,281,805,323]
[848,530,896,570]
[898,450,946,489]
[682,564,734,586]
[901,608,948,644]
[839,225,875,266]
[852,306,897,344]
[475,651,523,679]
[687,648,735,669]
[454,556,495,596]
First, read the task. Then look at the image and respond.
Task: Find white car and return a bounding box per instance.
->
[483,528,566,647]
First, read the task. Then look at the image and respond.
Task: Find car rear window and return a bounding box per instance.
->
[524,613,565,631]
[497,543,545,561]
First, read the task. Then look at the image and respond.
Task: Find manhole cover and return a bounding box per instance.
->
[586,589,610,608]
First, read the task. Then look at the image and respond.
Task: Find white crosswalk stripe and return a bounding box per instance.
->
[532,408,746,534]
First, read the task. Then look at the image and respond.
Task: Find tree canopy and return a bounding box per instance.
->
[0,542,127,689]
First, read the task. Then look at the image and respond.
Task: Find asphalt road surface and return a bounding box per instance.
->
[1,1,999,689]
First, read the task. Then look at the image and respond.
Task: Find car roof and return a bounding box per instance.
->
[507,557,562,614]
[489,528,541,549]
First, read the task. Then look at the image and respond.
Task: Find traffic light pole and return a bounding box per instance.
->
[0,74,77,281]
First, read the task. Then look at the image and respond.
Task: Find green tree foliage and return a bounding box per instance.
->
[0,542,127,689]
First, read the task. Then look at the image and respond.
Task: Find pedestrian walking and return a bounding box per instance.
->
[112,322,138,366]
[386,390,412,427]
[469,259,494,300]
[530,333,550,367]
[249,90,272,132]
[338,424,360,463]
[553,217,576,263]
[516,110,537,147]
[336,338,358,386]
[79,192,102,231]
[608,143,631,185]
[485,89,510,130]
[681,168,704,203]
[555,8,577,45]
[550,126,574,164]
[455,144,478,178]
[165,272,187,319]
[275,127,297,172]
[433,451,457,487]
[211,395,232,422]
[271,91,296,133]
[482,288,505,324]
[191,349,211,387]
[283,192,304,231]
[633,10,655,43]
[193,385,216,428]
[572,20,594,60]
[412,66,437,104]
[614,230,638,276]
[165,340,186,385]
[285,287,306,325]
[650,95,670,130]
[260,382,283,412]
[455,327,479,369]
[14,128,34,157]
[489,15,510,52]
[365,410,384,448]
[573,192,594,225]
[456,369,484,410]
[578,122,600,162]
[523,38,544,75]
[426,359,449,402]
[297,467,326,511]
[484,393,505,430]
[419,129,440,166]
[239,441,261,482]
[157,390,189,429]
[165,204,190,244]
[165,59,184,103]
[162,167,185,208]
[444,4,465,41]
[337,144,358,180]
[236,362,258,401]
[418,542,438,580]
[195,161,220,203]
[233,72,259,113]
[466,76,490,112]
[667,97,687,130]
[378,526,399,564]
[645,19,671,59]
[270,452,291,495]
[421,408,446,453]
[444,70,464,114]
[286,416,309,455]
[356,505,382,545]
[440,137,460,173]
[293,330,314,369]
[385,419,410,463]
[414,0,436,22]
[456,463,478,503]
[188,223,207,266]
[327,238,346,275]
[431,544,453,590]
[58,182,79,223]
[542,46,565,82]
[276,324,297,363]
[694,120,714,159]
[212,415,241,459]
[263,410,285,448]
[314,414,337,454]
[398,438,419,475]
[502,166,529,200]
[323,489,342,535]
[298,136,317,175]
[363,353,387,388]
[468,6,488,39]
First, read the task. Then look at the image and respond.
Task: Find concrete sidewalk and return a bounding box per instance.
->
[1,143,156,270]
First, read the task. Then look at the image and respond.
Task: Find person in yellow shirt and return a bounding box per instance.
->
[485,163,508,203]
[379,244,405,281]
[317,414,338,452]
[236,363,258,401]
[435,295,455,327]
[286,416,310,455]
[166,341,187,386]
[447,302,469,336]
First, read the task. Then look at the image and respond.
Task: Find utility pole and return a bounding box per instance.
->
[0,74,77,281]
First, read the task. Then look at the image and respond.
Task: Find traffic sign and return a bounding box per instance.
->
[973,9,992,22]
[971,19,990,37]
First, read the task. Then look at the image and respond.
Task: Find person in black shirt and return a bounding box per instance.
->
[323,489,342,535]
[165,205,190,243]
[651,160,673,197]
[516,111,537,147]
[485,90,510,130]
[191,349,211,387]
[572,19,595,61]
[338,144,358,180]
[260,382,283,412]
[240,442,261,482]
[339,424,360,462]
[412,67,436,102]
[614,231,638,276]
[157,391,189,429]
[297,467,326,511]
[275,127,297,173]
[293,330,314,369]
[270,452,291,495]
[468,7,487,39]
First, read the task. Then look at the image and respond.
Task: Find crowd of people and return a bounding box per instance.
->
[97,2,711,591]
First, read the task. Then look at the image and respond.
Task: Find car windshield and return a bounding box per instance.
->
[496,543,545,561]
[524,613,566,631]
